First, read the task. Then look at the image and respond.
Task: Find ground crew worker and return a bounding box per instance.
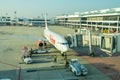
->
[54,55,57,62]
[65,59,69,68]
[29,48,33,57]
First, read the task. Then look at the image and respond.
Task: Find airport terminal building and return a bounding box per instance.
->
[0,16,11,26]
[56,7,120,33]
[0,17,50,27]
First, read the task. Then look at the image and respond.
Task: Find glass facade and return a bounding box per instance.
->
[56,8,120,32]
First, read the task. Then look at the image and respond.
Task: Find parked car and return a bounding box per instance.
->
[69,59,88,76]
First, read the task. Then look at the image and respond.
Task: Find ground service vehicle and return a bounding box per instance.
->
[23,57,32,64]
[69,59,88,76]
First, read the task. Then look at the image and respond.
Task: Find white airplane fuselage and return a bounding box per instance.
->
[44,28,69,53]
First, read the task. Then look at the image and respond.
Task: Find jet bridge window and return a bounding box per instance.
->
[101,36,112,51]
[58,42,68,45]
[61,43,68,45]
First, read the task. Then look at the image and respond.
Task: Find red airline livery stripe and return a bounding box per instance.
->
[50,35,56,45]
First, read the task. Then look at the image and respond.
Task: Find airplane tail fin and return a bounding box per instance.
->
[45,13,48,29]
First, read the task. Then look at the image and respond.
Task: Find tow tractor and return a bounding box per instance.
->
[69,59,88,76]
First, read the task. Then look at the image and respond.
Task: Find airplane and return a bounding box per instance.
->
[43,14,69,55]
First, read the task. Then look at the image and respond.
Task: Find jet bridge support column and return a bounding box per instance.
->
[88,30,94,56]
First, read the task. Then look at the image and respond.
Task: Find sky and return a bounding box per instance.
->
[0,0,120,18]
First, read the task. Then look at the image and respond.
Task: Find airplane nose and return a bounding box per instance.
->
[63,46,68,52]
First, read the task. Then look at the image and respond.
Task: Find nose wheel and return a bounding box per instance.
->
[61,53,64,56]
[61,52,65,56]
[61,52,67,57]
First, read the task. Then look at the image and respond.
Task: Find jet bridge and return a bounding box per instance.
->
[100,33,120,56]
[66,34,83,48]
[77,28,101,47]
[66,29,100,48]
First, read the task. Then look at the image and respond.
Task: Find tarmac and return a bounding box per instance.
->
[0,26,112,80]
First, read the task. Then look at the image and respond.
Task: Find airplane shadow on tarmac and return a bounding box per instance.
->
[72,46,120,57]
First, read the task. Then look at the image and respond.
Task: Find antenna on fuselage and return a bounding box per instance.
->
[45,13,48,29]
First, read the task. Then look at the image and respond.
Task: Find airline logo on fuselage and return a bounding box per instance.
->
[50,34,56,45]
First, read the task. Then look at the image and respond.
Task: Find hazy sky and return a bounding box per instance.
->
[0,0,120,18]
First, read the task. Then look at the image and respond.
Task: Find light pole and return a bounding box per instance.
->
[14,11,16,19]
[14,11,17,26]
[6,13,8,26]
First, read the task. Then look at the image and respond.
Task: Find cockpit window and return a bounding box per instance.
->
[58,42,68,45]
[61,43,68,45]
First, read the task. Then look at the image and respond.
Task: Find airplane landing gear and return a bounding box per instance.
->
[61,53,64,56]
[61,52,65,56]
[61,52,67,58]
